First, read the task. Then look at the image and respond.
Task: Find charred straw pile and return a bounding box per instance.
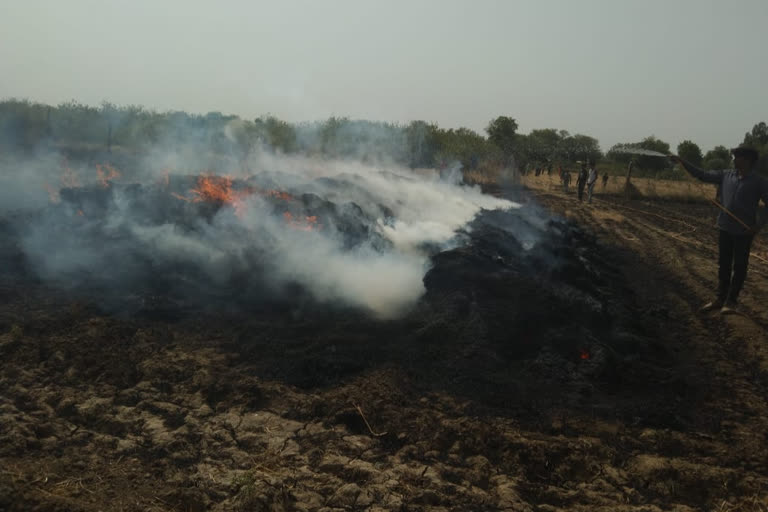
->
[0,174,673,414]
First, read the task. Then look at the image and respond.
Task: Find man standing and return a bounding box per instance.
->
[562,169,571,193]
[670,145,768,314]
[576,163,588,201]
[586,161,598,203]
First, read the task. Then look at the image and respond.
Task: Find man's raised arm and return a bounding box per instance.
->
[668,155,724,185]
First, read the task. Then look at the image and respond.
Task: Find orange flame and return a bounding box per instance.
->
[174,174,249,217]
[61,165,80,188]
[45,159,83,204]
[267,189,293,201]
[96,163,121,188]
[173,174,299,220]
[579,349,590,360]
[45,184,60,203]
[283,211,319,231]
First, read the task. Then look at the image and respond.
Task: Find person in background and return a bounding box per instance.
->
[669,145,768,314]
[576,163,588,201]
[562,169,571,193]
[586,161,598,203]
[602,172,609,189]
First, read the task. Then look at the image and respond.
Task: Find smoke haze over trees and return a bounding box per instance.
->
[1,98,766,178]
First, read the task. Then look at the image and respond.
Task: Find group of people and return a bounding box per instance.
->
[558,162,608,203]
[531,144,766,316]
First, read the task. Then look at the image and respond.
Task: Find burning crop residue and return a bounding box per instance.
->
[7,153,520,318]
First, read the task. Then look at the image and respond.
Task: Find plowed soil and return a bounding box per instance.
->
[2,182,768,512]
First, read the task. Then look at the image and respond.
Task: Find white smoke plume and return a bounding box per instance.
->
[4,138,519,319]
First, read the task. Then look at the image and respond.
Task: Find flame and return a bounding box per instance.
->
[579,349,590,360]
[96,163,121,188]
[45,159,83,203]
[45,184,60,203]
[283,211,319,231]
[173,174,301,221]
[61,165,80,188]
[266,189,293,201]
[173,174,249,217]
[77,209,84,217]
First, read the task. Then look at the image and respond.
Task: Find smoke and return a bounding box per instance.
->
[4,132,520,319]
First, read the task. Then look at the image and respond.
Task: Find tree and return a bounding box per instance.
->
[405,120,438,168]
[485,116,518,157]
[559,134,602,164]
[742,122,768,175]
[703,145,731,170]
[607,136,671,171]
[744,122,768,147]
[677,140,702,166]
[256,116,297,153]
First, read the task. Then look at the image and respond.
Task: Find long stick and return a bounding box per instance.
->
[707,198,753,232]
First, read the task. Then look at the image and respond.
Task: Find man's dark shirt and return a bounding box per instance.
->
[681,160,768,235]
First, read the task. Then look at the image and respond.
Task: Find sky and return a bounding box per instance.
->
[0,0,766,153]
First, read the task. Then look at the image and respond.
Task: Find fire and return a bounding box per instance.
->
[96,163,121,188]
[173,174,300,220]
[44,159,83,204]
[45,184,60,203]
[192,175,237,203]
[283,211,319,231]
[61,163,80,188]
[173,174,250,217]
[266,190,293,201]
[579,349,590,360]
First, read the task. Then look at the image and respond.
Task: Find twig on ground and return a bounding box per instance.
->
[352,403,388,437]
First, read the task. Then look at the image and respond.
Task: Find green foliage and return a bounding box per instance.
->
[743,122,768,147]
[607,136,671,171]
[743,122,768,175]
[405,120,439,168]
[703,145,731,170]
[253,116,297,153]
[677,140,703,166]
[2,98,765,181]
[558,133,602,163]
[514,129,601,169]
[485,116,518,156]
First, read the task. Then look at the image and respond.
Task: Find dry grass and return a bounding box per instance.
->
[519,173,718,202]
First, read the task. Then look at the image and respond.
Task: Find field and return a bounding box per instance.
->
[2,173,768,511]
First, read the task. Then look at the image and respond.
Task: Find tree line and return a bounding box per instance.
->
[1,98,765,177]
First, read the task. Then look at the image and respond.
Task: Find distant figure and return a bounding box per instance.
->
[586,162,598,203]
[576,163,588,201]
[602,172,609,189]
[562,170,571,193]
[624,160,635,197]
[670,145,768,314]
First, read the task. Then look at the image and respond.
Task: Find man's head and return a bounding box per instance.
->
[731,145,760,172]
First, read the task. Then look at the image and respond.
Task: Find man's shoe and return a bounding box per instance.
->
[720,302,740,315]
[699,300,724,312]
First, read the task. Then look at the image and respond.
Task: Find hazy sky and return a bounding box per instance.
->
[1,0,765,152]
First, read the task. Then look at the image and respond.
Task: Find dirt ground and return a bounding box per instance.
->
[3,180,768,511]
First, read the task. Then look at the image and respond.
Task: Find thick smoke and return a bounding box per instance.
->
[4,126,519,319]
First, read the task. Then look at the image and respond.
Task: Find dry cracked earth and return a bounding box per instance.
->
[2,183,768,511]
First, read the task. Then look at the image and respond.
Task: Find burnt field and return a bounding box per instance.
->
[2,176,768,511]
